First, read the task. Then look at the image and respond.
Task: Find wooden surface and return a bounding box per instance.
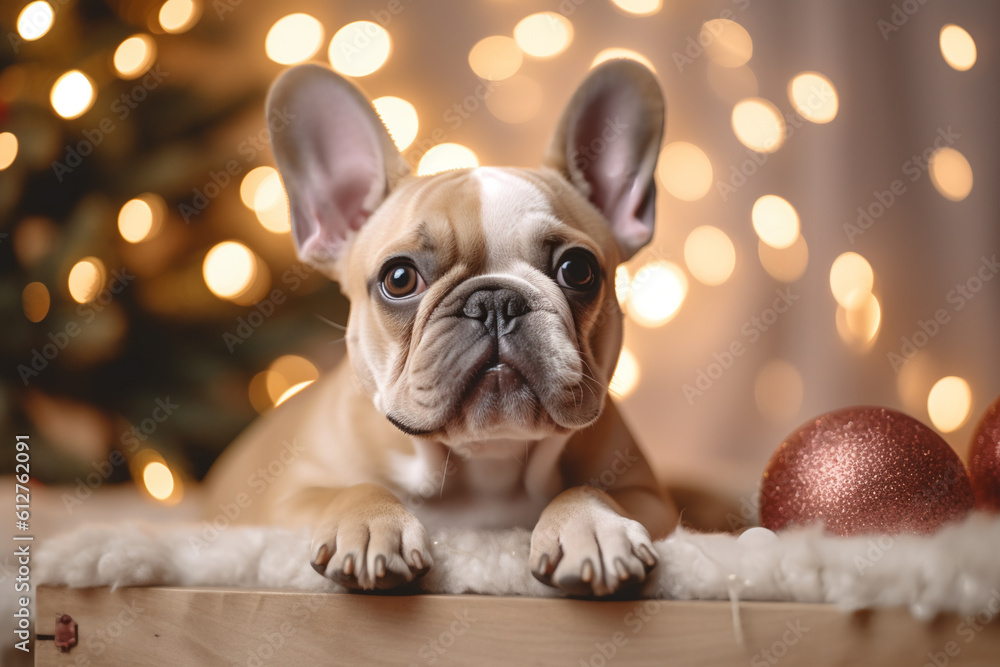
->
[35,586,1000,666]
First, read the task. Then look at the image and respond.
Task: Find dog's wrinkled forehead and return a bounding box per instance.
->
[348,166,611,285]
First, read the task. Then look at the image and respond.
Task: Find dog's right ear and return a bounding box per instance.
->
[267,65,410,278]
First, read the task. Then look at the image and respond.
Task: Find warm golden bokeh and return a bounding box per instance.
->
[939,24,976,71]
[50,70,95,119]
[142,461,175,500]
[731,97,785,153]
[610,347,641,398]
[17,1,54,41]
[591,48,656,72]
[202,241,257,299]
[702,19,753,68]
[657,142,713,201]
[114,34,157,79]
[788,72,838,123]
[752,195,799,249]
[265,14,324,65]
[609,0,662,16]
[158,0,201,35]
[0,132,17,171]
[829,252,874,308]
[22,282,51,323]
[417,143,479,176]
[929,147,973,201]
[68,257,106,303]
[329,21,392,76]
[927,376,972,433]
[684,226,736,286]
[513,12,573,58]
[628,261,688,327]
[372,96,419,150]
[468,35,523,81]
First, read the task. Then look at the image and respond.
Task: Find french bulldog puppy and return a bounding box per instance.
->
[203,59,678,597]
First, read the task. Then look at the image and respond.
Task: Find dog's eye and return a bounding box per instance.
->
[381,262,426,299]
[555,250,600,291]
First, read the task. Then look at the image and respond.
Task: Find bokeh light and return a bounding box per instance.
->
[614,265,630,306]
[468,35,523,81]
[758,236,808,283]
[203,241,257,299]
[702,19,753,68]
[788,72,838,123]
[485,74,543,124]
[927,376,972,433]
[591,48,656,72]
[0,132,18,171]
[22,282,51,323]
[628,261,688,327]
[329,21,391,77]
[754,360,804,424]
[752,195,799,249]
[684,226,736,286]
[158,0,201,35]
[657,141,713,201]
[940,24,976,71]
[929,147,973,201]
[114,34,157,79]
[835,291,881,350]
[829,252,874,307]
[50,70,96,120]
[276,381,315,406]
[731,98,785,153]
[266,14,324,65]
[513,12,573,58]
[610,347,641,398]
[240,166,278,209]
[17,1,54,41]
[142,461,175,500]
[68,257,106,303]
[252,172,291,234]
[417,143,479,176]
[266,354,320,404]
[372,96,419,150]
[707,62,758,103]
[609,0,661,16]
[118,194,165,243]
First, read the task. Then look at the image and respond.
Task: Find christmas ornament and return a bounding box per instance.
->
[969,395,1000,512]
[760,406,974,536]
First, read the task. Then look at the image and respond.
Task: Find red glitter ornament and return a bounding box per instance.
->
[969,394,1000,512]
[759,406,974,536]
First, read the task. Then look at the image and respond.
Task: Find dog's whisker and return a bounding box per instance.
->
[439,447,452,498]
[315,314,348,331]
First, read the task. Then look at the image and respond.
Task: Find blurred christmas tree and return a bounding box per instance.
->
[0,0,348,496]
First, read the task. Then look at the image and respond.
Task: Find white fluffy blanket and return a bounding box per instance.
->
[35,514,1000,620]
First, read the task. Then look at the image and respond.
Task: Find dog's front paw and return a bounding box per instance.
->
[309,484,432,590]
[530,487,657,597]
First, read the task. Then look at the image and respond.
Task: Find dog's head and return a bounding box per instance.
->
[268,61,664,447]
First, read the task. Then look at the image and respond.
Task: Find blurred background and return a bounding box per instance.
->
[1,0,997,518]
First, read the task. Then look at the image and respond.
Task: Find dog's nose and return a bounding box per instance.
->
[462,288,529,336]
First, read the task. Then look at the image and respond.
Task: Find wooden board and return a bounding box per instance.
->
[34,586,1000,666]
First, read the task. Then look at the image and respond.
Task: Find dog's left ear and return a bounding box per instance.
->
[543,60,665,261]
